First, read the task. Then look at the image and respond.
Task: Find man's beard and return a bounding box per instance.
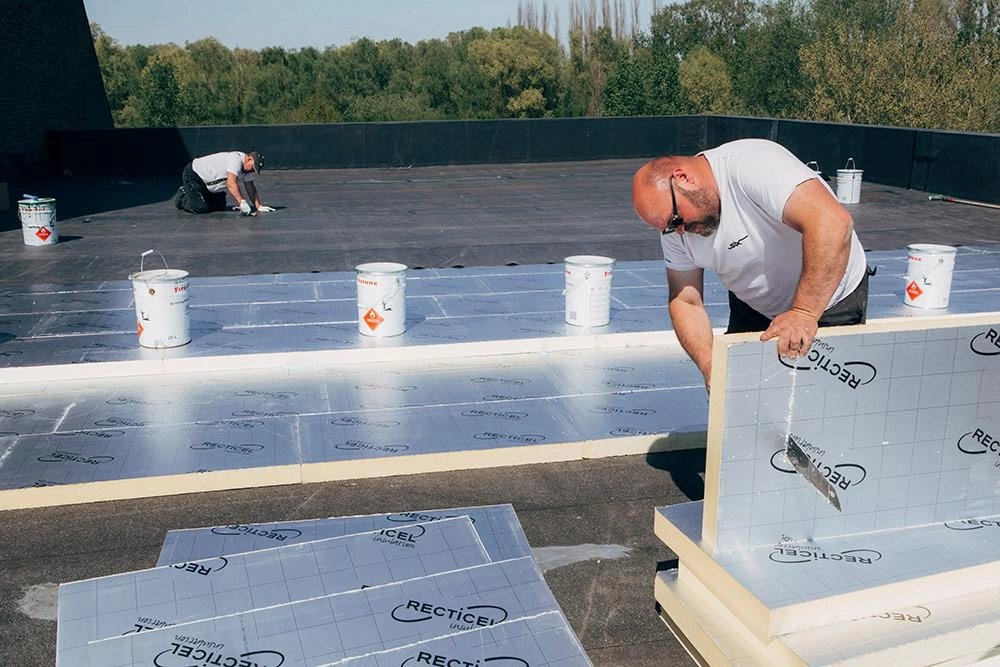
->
[678,184,720,235]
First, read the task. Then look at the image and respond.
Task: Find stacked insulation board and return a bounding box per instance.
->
[56,504,593,666]
[654,313,1000,665]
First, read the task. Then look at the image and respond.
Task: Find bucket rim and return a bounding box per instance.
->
[836,169,863,176]
[564,254,616,267]
[906,243,957,255]
[356,261,408,274]
[18,198,56,205]
[129,268,189,282]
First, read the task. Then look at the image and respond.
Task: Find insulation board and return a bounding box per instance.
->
[57,516,489,666]
[87,557,560,666]
[156,504,531,566]
[327,611,593,666]
[702,312,1000,553]
[655,567,1000,666]
[655,501,1000,639]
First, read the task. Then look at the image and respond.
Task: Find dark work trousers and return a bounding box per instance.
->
[725,267,873,334]
[180,163,227,214]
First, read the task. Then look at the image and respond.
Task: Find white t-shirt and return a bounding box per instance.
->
[660,139,867,318]
[191,151,256,194]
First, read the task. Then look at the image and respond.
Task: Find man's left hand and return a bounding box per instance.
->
[760,308,819,359]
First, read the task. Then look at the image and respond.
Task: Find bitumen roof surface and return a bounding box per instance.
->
[1,158,999,666]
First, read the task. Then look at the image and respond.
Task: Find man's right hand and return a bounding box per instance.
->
[239,199,253,215]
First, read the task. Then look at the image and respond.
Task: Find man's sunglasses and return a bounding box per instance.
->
[661,176,685,235]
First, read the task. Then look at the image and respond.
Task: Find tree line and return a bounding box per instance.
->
[91,0,1000,133]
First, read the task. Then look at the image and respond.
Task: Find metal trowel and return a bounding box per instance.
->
[785,436,842,511]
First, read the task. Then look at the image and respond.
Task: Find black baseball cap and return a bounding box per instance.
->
[248,151,263,173]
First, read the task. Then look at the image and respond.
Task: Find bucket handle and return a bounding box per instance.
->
[562,269,596,297]
[137,249,171,296]
[805,161,819,171]
[140,249,169,273]
[845,157,856,170]
[362,277,404,312]
[905,257,946,285]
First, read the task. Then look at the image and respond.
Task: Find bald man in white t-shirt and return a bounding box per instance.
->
[632,139,870,392]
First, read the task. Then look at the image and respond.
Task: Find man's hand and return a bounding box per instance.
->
[761,308,819,358]
[256,205,276,213]
[239,199,253,215]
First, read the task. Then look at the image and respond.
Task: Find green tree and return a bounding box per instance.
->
[412,38,458,117]
[678,45,735,113]
[800,0,1000,132]
[180,38,238,125]
[734,0,813,118]
[467,26,563,118]
[120,53,181,127]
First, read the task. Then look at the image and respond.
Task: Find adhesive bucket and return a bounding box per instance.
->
[564,255,615,327]
[129,250,191,348]
[18,197,58,246]
[904,244,957,309]
[356,262,407,337]
[805,161,823,179]
[836,158,863,204]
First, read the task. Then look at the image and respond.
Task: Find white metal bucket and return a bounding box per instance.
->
[836,158,863,204]
[564,255,615,327]
[129,250,191,348]
[805,161,823,179]
[904,244,957,309]
[18,197,58,246]
[356,262,407,337]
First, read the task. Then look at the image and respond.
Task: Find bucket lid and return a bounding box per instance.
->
[565,255,616,267]
[907,243,956,256]
[129,268,189,283]
[356,261,408,275]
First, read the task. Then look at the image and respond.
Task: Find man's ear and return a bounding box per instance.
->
[672,166,692,186]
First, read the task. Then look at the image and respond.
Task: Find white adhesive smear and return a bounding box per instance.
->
[531,544,631,572]
[19,582,58,621]
[784,367,798,448]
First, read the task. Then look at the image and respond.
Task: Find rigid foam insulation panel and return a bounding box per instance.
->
[655,565,1000,666]
[57,517,489,666]
[87,557,560,666]
[702,312,1000,553]
[156,504,532,566]
[655,501,1000,640]
[0,343,708,511]
[325,612,593,666]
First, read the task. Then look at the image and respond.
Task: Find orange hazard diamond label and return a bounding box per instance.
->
[363,307,384,331]
[906,280,923,301]
[35,226,52,241]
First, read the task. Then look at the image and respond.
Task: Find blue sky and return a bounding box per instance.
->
[83,0,656,50]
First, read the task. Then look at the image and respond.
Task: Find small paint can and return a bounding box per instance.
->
[356,262,407,337]
[836,158,863,204]
[18,197,58,246]
[564,255,615,327]
[129,250,191,348]
[904,244,956,309]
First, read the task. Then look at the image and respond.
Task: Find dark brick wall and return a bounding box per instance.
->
[0,0,112,180]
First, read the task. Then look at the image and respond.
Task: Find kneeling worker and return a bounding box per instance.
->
[174,150,274,215]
